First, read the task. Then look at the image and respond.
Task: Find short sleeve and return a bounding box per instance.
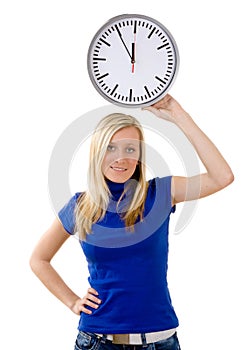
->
[58,192,82,234]
[156,176,176,214]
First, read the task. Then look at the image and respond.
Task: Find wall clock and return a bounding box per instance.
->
[87,14,179,108]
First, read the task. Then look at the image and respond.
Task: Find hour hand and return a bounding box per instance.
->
[131,42,135,73]
[131,42,135,63]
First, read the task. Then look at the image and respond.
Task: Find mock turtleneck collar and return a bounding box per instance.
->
[106,178,138,202]
[105,178,139,215]
[106,179,126,200]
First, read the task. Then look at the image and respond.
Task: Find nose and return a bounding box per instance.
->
[109,146,127,161]
[113,149,126,162]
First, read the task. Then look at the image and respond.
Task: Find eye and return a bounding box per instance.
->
[107,144,116,152]
[126,147,136,153]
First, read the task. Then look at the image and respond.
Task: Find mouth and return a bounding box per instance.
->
[110,165,127,172]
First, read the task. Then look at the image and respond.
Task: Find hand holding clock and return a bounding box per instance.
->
[144,94,189,124]
[145,93,234,204]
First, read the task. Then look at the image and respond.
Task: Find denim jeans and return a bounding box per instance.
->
[74,331,181,350]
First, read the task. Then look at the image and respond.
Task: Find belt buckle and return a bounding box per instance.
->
[113,334,130,344]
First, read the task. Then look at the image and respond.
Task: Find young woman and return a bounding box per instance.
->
[30,94,234,350]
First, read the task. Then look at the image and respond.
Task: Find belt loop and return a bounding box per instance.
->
[141,333,147,347]
[100,334,107,343]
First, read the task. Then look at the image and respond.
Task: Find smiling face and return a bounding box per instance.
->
[102,126,141,183]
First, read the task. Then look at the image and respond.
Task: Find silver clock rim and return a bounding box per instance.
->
[87,13,180,108]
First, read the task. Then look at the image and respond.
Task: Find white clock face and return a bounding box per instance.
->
[87,14,179,107]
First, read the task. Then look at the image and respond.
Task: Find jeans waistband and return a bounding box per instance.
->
[95,329,176,345]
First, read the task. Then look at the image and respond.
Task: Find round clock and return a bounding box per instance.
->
[87,14,179,108]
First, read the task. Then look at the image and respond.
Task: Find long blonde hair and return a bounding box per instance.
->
[75,113,148,240]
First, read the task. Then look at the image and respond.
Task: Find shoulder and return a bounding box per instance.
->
[57,192,83,235]
[146,176,174,213]
[59,192,83,212]
[71,192,83,202]
[148,176,173,192]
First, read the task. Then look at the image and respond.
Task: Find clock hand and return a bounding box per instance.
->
[131,42,135,73]
[114,25,132,59]
[131,23,136,73]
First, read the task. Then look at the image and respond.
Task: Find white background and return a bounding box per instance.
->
[1,0,248,349]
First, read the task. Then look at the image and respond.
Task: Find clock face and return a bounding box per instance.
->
[87,14,179,107]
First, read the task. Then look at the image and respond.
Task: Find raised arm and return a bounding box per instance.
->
[145,94,234,205]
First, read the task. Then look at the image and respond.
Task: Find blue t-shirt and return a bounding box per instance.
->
[58,176,179,333]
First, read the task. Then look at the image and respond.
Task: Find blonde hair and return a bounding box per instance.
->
[75,113,148,240]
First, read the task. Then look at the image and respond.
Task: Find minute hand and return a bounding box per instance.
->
[115,25,132,59]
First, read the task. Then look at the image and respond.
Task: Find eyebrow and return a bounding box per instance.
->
[109,140,139,145]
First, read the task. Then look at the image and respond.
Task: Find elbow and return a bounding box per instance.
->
[29,251,51,277]
[29,254,37,274]
[29,253,43,276]
[228,170,235,185]
[218,169,234,190]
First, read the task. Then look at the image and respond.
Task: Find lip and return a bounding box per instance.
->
[110,166,127,172]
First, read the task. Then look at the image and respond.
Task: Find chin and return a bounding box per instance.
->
[109,176,129,183]
[105,172,131,183]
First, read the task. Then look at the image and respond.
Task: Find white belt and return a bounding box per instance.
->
[96,329,176,345]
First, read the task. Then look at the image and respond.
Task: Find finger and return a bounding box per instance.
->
[88,287,99,295]
[80,305,93,315]
[163,93,172,101]
[86,294,102,304]
[82,295,101,308]
[158,93,172,104]
[86,288,101,304]
[142,106,158,113]
[143,106,163,118]
[84,299,100,309]
[151,94,172,108]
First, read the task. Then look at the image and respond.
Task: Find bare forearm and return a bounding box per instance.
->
[146,94,234,202]
[147,95,234,188]
[30,259,80,311]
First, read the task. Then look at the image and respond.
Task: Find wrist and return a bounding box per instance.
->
[67,295,81,312]
[173,111,193,128]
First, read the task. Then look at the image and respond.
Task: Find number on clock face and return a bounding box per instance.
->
[87,14,179,107]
